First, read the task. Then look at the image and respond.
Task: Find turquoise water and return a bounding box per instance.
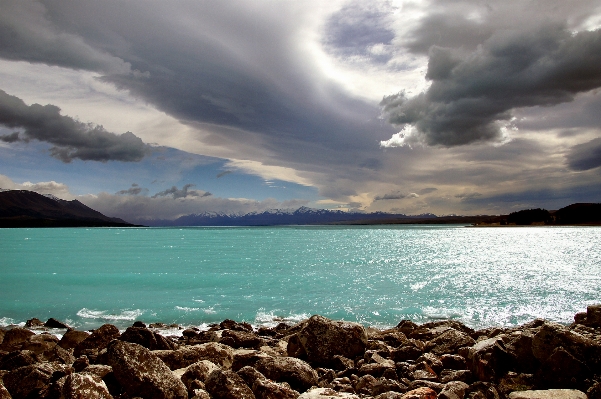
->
[1,225,600,331]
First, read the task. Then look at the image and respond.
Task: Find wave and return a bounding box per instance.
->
[76,308,144,321]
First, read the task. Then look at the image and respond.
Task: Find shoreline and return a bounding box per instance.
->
[1,307,600,398]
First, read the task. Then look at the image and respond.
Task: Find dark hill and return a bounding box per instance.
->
[0,190,134,227]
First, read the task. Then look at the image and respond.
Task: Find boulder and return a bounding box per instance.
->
[503,330,539,373]
[59,330,90,350]
[535,347,590,390]
[106,340,187,399]
[3,362,72,399]
[586,304,601,327]
[74,324,120,357]
[255,356,318,392]
[507,389,587,399]
[288,315,367,366]
[181,360,221,389]
[0,383,10,399]
[438,381,469,399]
[426,330,476,356]
[58,373,113,399]
[251,378,300,399]
[391,345,423,362]
[467,337,511,382]
[220,320,254,332]
[0,329,35,350]
[232,349,272,371]
[155,342,234,370]
[25,318,44,328]
[44,318,70,329]
[0,350,41,371]
[374,393,405,399]
[399,387,437,399]
[237,366,267,388]
[220,330,263,349]
[497,372,535,395]
[120,326,178,350]
[440,370,472,384]
[441,355,467,371]
[531,322,600,370]
[41,342,75,365]
[205,368,256,399]
[297,387,360,398]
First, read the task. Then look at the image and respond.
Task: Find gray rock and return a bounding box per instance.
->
[74,324,120,357]
[255,356,318,392]
[288,315,367,366]
[106,340,187,399]
[205,368,256,399]
[507,389,587,399]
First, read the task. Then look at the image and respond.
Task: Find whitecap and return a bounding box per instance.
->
[76,308,144,321]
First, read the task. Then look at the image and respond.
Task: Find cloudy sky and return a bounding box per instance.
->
[1,0,600,223]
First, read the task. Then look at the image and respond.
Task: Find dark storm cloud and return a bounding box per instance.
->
[566,138,601,171]
[374,191,418,200]
[0,0,131,74]
[151,184,212,199]
[0,89,149,162]
[381,23,601,146]
[0,132,23,143]
[116,183,146,196]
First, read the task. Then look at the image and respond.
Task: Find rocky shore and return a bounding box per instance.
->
[1,306,601,399]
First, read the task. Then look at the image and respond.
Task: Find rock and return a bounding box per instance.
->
[3,362,72,399]
[497,372,534,395]
[331,355,354,371]
[237,366,266,388]
[106,340,187,399]
[44,318,70,329]
[374,392,406,399]
[255,356,318,392]
[205,368,256,399]
[586,304,601,327]
[191,388,211,399]
[507,389,587,399]
[535,347,590,390]
[120,326,178,350]
[440,370,473,384]
[232,349,272,371]
[0,350,41,371]
[400,387,438,399]
[59,330,90,350]
[59,373,113,399]
[288,315,367,366]
[504,330,539,373]
[25,318,44,328]
[155,342,234,370]
[0,383,11,399]
[0,328,35,350]
[220,330,263,349]
[252,378,300,399]
[441,355,467,371]
[426,330,476,356]
[220,320,254,332]
[467,381,503,399]
[74,324,120,357]
[467,337,511,382]
[391,346,423,362]
[72,356,90,372]
[181,360,221,389]
[42,342,76,365]
[439,381,469,399]
[588,382,601,399]
[297,387,360,398]
[355,374,377,395]
[381,331,410,348]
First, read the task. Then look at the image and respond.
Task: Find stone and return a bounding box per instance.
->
[181,360,221,389]
[205,368,256,399]
[106,340,187,399]
[220,320,254,332]
[297,387,360,398]
[441,355,467,371]
[504,330,539,373]
[25,318,44,328]
[3,362,72,399]
[426,330,476,356]
[467,337,511,382]
[44,318,70,329]
[0,350,41,371]
[255,356,318,392]
[374,392,405,399]
[400,387,437,399]
[0,383,11,399]
[507,389,587,399]
[59,373,113,399]
[497,372,534,395]
[191,388,212,399]
[354,374,378,395]
[74,324,120,357]
[42,342,76,365]
[155,342,234,370]
[120,326,178,350]
[288,315,367,366]
[535,347,590,390]
[237,366,266,388]
[232,349,271,371]
[440,370,473,384]
[391,346,423,362]
[252,378,300,399]
[220,330,263,349]
[586,304,601,327]
[0,328,35,350]
[59,330,90,350]
[439,381,469,399]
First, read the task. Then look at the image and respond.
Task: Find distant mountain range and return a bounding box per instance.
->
[1,189,600,227]
[0,190,134,227]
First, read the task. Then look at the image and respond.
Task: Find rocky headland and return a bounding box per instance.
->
[1,306,601,399]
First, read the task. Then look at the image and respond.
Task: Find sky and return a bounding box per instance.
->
[0,0,601,224]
